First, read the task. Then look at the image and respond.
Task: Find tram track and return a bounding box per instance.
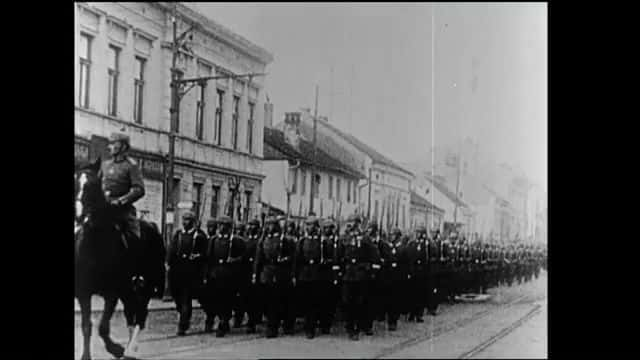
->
[373,293,533,359]
[457,303,542,359]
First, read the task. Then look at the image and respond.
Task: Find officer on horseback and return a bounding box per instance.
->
[99,132,145,248]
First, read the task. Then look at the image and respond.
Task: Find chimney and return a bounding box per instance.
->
[283,112,301,149]
[264,101,274,128]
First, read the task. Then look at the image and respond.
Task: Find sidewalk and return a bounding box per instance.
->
[74,296,201,314]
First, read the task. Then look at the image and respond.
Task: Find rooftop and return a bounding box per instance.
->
[303,118,414,177]
[410,190,445,214]
[424,174,468,208]
[263,127,363,179]
[162,2,274,64]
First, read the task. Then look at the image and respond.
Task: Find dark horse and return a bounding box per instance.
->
[75,158,165,360]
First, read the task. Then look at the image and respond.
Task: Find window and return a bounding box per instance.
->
[328,176,333,199]
[336,178,341,201]
[247,102,255,154]
[374,200,379,221]
[289,167,298,194]
[193,182,203,221]
[171,178,181,206]
[301,170,306,195]
[402,205,406,228]
[78,33,92,108]
[195,84,205,140]
[353,183,357,203]
[313,174,321,198]
[244,191,252,222]
[232,96,240,150]
[347,181,351,202]
[133,57,145,124]
[215,90,224,145]
[107,45,120,116]
[210,185,220,218]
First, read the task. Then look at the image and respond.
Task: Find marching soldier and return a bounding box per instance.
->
[202,216,246,337]
[366,222,385,323]
[423,228,442,315]
[406,226,428,322]
[232,221,247,328]
[340,215,381,340]
[459,236,472,294]
[253,217,297,338]
[167,211,208,336]
[377,227,408,330]
[200,219,218,333]
[321,218,342,334]
[241,219,263,334]
[441,232,458,303]
[295,216,329,338]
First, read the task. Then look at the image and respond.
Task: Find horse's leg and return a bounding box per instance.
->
[122,294,135,357]
[98,295,124,359]
[130,293,150,354]
[78,295,92,360]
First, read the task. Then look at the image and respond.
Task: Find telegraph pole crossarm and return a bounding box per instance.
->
[175,73,267,85]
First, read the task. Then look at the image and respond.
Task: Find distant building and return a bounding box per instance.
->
[414,174,471,235]
[286,111,414,231]
[262,112,363,220]
[410,190,445,230]
[75,3,273,234]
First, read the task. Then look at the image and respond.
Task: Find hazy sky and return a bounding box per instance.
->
[189,3,547,190]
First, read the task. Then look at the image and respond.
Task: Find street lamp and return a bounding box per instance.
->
[162,5,266,245]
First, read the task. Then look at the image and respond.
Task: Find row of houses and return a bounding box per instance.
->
[75,2,545,242]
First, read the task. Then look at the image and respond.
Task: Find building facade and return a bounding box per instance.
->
[291,111,414,230]
[410,190,445,231]
[75,2,273,236]
[262,113,363,220]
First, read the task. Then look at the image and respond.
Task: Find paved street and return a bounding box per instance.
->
[75,271,546,359]
[469,300,547,359]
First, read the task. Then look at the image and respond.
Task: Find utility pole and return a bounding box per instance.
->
[309,85,319,215]
[162,3,265,250]
[166,4,179,245]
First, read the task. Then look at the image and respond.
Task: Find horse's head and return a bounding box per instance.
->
[75,158,103,224]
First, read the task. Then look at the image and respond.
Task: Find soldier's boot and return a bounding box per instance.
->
[204,317,214,333]
[388,321,398,331]
[305,327,315,339]
[320,327,331,335]
[216,320,230,338]
[265,327,278,338]
[246,323,257,334]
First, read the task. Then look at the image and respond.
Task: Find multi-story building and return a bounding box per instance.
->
[74,2,273,236]
[261,112,363,220]
[287,111,414,231]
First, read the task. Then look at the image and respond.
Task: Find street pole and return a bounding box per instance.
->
[309,85,318,215]
[162,4,179,302]
[367,167,372,220]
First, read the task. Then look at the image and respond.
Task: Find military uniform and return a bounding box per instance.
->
[339,216,381,340]
[405,229,429,322]
[425,230,443,315]
[321,219,342,334]
[239,219,263,334]
[167,213,208,334]
[294,216,337,338]
[99,133,145,242]
[253,218,297,338]
[202,217,246,337]
[378,228,409,330]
